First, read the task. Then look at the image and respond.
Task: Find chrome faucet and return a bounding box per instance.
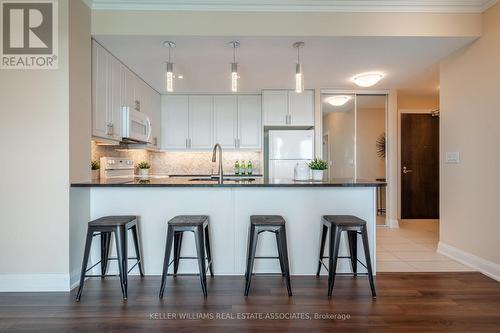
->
[212,143,224,183]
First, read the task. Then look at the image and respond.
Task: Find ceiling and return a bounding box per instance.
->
[88,0,498,12]
[96,35,474,95]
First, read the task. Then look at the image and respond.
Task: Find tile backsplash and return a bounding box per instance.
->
[92,142,262,175]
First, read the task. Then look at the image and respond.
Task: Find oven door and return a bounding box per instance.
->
[122,107,151,143]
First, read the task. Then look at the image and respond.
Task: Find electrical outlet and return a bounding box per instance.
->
[446,152,460,163]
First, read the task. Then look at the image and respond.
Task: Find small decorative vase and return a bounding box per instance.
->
[139,168,149,178]
[311,170,324,181]
[91,169,100,180]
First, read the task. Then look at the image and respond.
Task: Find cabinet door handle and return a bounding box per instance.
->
[186,138,189,149]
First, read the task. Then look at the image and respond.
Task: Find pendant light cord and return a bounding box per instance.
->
[233,43,236,63]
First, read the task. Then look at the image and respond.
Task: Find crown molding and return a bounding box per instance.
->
[89,0,498,13]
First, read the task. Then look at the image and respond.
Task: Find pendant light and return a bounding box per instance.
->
[163,41,176,92]
[228,41,240,92]
[293,41,304,93]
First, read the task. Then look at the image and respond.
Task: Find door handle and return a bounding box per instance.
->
[403,166,413,174]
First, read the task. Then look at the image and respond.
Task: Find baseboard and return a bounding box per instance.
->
[0,274,71,292]
[437,242,500,282]
[388,218,399,228]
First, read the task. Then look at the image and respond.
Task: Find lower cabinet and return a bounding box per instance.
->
[161,94,262,151]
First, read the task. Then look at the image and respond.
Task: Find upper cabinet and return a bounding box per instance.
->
[214,95,238,149]
[237,95,262,149]
[162,94,262,151]
[92,40,122,142]
[161,95,189,149]
[92,40,161,147]
[189,96,214,149]
[262,89,314,127]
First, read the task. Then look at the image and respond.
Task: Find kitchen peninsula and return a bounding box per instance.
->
[70,177,384,279]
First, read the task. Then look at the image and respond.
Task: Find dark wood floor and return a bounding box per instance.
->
[1,273,500,332]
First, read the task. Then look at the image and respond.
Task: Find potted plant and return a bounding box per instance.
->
[137,161,151,178]
[91,160,100,180]
[309,158,328,181]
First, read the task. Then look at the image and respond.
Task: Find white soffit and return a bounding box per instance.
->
[90,0,499,13]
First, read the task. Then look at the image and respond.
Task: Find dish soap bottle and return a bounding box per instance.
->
[234,161,240,175]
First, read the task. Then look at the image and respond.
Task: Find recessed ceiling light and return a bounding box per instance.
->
[352,72,384,87]
[177,75,183,79]
[325,95,352,106]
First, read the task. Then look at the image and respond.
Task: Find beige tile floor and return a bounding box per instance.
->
[376,220,474,272]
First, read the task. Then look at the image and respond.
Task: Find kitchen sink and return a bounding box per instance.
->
[188,177,256,182]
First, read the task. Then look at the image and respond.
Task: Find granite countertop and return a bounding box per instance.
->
[71,176,386,188]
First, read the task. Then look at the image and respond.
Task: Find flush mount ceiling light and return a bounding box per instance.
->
[163,41,176,92]
[325,95,352,106]
[227,41,240,92]
[293,41,305,93]
[352,72,384,87]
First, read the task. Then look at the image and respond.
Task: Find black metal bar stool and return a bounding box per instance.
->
[245,215,292,296]
[316,215,376,298]
[76,216,144,301]
[159,215,213,298]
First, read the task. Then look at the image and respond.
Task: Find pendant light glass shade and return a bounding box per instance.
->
[293,42,304,93]
[228,41,240,92]
[231,62,238,92]
[165,62,174,92]
[163,41,176,93]
[295,63,303,93]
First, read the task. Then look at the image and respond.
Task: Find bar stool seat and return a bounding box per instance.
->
[250,215,286,225]
[322,215,366,227]
[167,215,208,226]
[159,215,213,298]
[88,215,137,226]
[245,215,292,296]
[76,215,144,301]
[317,215,376,298]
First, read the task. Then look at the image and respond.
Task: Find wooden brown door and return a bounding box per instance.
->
[401,114,439,219]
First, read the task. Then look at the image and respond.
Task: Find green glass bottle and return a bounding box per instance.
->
[247,160,253,175]
[240,160,246,175]
[234,161,240,175]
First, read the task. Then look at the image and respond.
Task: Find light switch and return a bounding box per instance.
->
[446,152,460,163]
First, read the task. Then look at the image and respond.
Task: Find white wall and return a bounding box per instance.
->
[0,0,91,291]
[92,10,481,37]
[0,0,70,290]
[439,2,500,280]
[68,0,92,288]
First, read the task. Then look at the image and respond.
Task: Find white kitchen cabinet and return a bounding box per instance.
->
[262,89,314,126]
[148,89,162,148]
[92,40,122,142]
[162,94,261,151]
[262,90,288,126]
[161,95,189,149]
[189,96,214,149]
[214,95,238,149]
[288,90,314,126]
[237,95,262,149]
